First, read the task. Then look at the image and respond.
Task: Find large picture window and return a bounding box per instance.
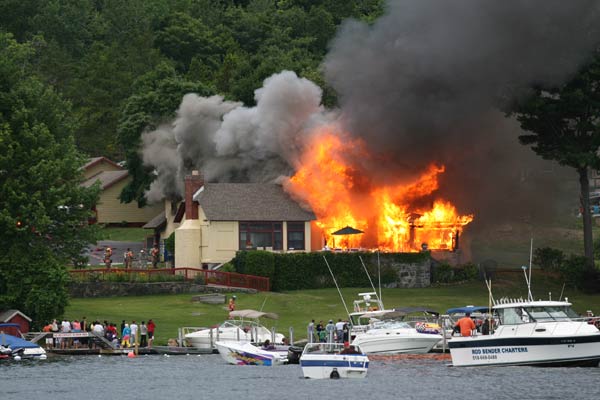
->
[239,222,282,250]
[287,222,305,250]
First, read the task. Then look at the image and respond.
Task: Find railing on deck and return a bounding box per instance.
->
[69,267,270,291]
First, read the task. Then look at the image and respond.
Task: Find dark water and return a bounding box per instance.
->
[2,354,599,399]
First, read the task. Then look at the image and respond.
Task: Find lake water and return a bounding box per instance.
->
[2,354,599,399]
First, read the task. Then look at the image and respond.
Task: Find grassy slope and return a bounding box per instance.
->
[65,274,600,345]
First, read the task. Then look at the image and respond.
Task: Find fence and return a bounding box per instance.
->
[69,267,270,291]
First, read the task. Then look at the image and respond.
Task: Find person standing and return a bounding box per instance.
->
[147,319,155,348]
[307,319,315,343]
[335,319,345,343]
[124,248,133,269]
[140,321,148,347]
[130,320,139,346]
[151,244,160,269]
[454,312,477,337]
[228,295,237,315]
[104,247,113,268]
[325,320,336,343]
[121,324,131,348]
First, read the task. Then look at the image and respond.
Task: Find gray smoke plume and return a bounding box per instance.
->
[141,71,327,201]
[323,0,600,223]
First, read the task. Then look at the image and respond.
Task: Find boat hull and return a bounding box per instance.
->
[300,354,369,379]
[449,334,600,367]
[215,341,286,366]
[353,332,442,354]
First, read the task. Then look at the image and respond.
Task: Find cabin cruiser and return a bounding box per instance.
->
[300,343,369,379]
[449,298,600,367]
[215,341,288,366]
[184,310,284,350]
[352,318,443,354]
[348,292,391,335]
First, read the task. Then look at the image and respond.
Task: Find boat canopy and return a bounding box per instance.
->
[0,333,40,349]
[229,309,279,320]
[445,306,489,315]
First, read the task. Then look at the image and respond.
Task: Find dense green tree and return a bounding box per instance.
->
[0,33,99,327]
[508,53,600,270]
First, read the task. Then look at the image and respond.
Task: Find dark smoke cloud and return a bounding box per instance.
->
[323,0,600,222]
[141,71,327,201]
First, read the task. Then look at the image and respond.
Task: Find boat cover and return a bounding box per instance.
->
[445,306,489,315]
[0,333,40,350]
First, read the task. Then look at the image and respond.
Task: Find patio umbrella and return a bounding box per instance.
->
[331,226,364,236]
[331,226,364,249]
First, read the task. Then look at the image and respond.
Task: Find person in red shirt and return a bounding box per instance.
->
[455,312,476,337]
[147,319,156,348]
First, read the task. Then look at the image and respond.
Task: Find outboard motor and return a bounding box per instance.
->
[330,368,340,379]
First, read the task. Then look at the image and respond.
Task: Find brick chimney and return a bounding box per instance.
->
[184,170,204,220]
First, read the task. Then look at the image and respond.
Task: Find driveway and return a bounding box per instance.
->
[85,240,145,266]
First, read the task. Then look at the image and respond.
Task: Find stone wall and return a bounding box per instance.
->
[386,259,431,288]
[69,282,257,298]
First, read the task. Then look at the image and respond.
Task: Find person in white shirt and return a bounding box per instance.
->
[335,319,345,343]
[130,321,139,345]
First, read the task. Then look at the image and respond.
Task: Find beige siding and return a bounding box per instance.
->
[175,219,202,268]
[200,221,238,264]
[96,178,163,224]
[161,199,181,241]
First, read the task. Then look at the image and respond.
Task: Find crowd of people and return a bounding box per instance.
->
[42,318,157,349]
[103,245,161,269]
[307,318,350,344]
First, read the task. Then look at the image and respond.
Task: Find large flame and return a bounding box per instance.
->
[286,126,473,252]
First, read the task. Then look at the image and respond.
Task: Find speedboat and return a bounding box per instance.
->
[449,298,600,367]
[215,341,287,366]
[300,343,369,379]
[352,319,443,354]
[348,292,392,335]
[184,310,284,350]
[0,329,47,360]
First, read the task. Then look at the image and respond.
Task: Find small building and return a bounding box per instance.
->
[82,157,162,226]
[146,171,316,268]
[0,310,32,335]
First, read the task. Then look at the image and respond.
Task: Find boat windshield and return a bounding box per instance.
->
[524,306,579,322]
[498,305,579,324]
[370,321,412,330]
[303,343,363,355]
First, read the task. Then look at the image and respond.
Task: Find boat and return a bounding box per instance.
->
[300,342,369,379]
[348,292,393,335]
[215,341,287,366]
[0,325,47,360]
[184,309,284,350]
[448,298,600,367]
[352,317,443,354]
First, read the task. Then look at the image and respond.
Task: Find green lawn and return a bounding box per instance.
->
[65,275,600,346]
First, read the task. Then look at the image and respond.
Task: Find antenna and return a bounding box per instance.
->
[377,250,382,305]
[528,237,533,299]
[359,255,383,309]
[521,265,533,302]
[323,256,351,319]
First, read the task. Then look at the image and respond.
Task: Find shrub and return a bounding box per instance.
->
[454,263,478,282]
[245,251,275,280]
[432,263,453,283]
[219,262,236,273]
[533,247,565,271]
[559,254,588,289]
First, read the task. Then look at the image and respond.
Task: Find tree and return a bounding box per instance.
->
[508,53,600,270]
[0,33,99,327]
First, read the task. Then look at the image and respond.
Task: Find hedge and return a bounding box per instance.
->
[232,250,430,291]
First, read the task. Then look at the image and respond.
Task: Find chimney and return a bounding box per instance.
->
[184,170,204,220]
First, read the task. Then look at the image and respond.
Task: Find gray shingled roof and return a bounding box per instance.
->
[143,211,166,229]
[193,183,315,221]
[82,170,129,189]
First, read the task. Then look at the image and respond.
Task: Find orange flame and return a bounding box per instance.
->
[286,126,473,252]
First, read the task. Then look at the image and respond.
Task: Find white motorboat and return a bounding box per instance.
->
[348,292,392,335]
[352,319,443,354]
[449,298,600,367]
[184,310,284,350]
[215,341,287,366]
[300,343,369,379]
[0,325,47,361]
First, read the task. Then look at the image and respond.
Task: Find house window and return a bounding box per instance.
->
[287,222,305,250]
[239,222,282,250]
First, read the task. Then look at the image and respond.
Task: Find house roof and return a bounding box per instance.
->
[193,183,316,221]
[143,211,166,229]
[82,156,123,171]
[0,309,32,323]
[82,170,129,190]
